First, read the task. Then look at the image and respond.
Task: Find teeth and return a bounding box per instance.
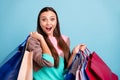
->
[46,27,52,31]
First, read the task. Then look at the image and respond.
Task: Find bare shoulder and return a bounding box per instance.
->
[61,34,70,46]
[61,34,69,41]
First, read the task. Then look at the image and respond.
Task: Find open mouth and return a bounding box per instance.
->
[46,27,52,31]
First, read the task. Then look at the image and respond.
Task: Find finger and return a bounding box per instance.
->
[30,32,32,35]
[80,44,86,46]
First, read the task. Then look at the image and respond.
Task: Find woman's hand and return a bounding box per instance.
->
[30,31,52,55]
[67,44,86,68]
[80,44,86,52]
[30,32,43,41]
[72,44,86,54]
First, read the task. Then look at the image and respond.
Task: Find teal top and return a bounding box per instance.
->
[33,54,65,80]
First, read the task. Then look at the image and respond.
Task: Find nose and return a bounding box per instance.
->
[46,20,51,25]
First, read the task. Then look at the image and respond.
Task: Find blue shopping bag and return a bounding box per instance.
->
[0,37,28,80]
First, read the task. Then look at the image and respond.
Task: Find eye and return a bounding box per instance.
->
[41,18,46,21]
[50,18,55,21]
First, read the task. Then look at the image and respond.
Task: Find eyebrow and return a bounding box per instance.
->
[41,16,56,18]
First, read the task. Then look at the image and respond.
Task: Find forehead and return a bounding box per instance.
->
[40,11,56,17]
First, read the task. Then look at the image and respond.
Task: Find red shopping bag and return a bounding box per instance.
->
[85,51,118,80]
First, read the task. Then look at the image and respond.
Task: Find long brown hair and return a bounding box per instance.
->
[37,7,70,68]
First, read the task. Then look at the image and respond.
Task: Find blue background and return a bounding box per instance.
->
[0,0,120,78]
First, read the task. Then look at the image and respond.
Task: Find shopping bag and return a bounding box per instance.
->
[80,60,89,80]
[17,51,33,80]
[0,39,27,80]
[85,51,118,80]
[64,51,83,80]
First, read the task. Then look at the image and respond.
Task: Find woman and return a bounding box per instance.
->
[27,7,86,80]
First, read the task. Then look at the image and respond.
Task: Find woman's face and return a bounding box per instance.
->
[40,11,57,36]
